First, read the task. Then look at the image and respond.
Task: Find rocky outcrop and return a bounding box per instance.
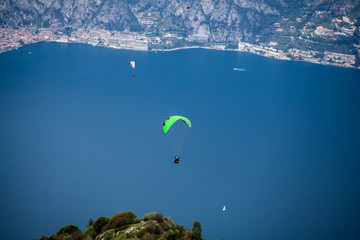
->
[0,0,359,43]
[0,0,139,31]
[133,0,279,41]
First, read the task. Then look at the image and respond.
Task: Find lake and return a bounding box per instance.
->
[0,42,360,240]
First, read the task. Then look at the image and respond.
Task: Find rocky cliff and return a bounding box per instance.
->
[0,0,138,30]
[1,0,359,43]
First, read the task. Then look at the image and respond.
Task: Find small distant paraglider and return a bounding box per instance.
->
[223,206,226,212]
[130,61,135,69]
[187,7,190,10]
[130,60,135,77]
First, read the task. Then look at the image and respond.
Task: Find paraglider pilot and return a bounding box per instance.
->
[174,156,180,164]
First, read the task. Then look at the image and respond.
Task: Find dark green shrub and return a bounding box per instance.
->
[110,216,127,228]
[39,235,56,240]
[154,213,164,223]
[83,225,96,239]
[101,223,112,233]
[142,232,155,240]
[115,224,130,232]
[109,211,136,228]
[137,227,147,238]
[57,232,82,240]
[93,216,109,234]
[144,212,156,221]
[89,229,97,239]
[161,220,173,231]
[144,212,164,222]
[72,232,83,240]
[146,221,160,235]
[175,224,186,238]
[56,225,80,236]
[163,230,176,240]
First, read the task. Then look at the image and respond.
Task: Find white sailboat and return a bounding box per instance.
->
[222,205,226,212]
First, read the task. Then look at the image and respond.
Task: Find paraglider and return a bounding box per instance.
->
[130,61,135,69]
[130,61,135,77]
[162,116,191,164]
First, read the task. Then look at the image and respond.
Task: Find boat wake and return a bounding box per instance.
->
[233,68,246,71]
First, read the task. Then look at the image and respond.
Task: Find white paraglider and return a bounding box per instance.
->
[130,61,135,77]
[130,61,135,69]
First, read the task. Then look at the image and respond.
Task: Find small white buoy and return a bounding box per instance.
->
[223,205,226,212]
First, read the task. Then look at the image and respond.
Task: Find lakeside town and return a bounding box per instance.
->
[1,23,359,69]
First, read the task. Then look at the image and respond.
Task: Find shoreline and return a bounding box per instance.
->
[1,24,358,69]
[2,40,360,70]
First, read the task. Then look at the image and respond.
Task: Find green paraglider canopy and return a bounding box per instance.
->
[162,116,191,134]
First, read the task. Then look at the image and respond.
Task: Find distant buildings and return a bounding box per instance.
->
[314,26,334,37]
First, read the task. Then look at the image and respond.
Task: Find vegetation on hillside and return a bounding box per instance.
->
[35,211,217,240]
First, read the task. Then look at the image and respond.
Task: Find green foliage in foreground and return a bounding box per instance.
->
[35,211,213,240]
[57,224,81,235]
[190,221,202,240]
[93,216,109,234]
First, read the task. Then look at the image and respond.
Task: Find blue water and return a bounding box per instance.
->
[1,43,360,240]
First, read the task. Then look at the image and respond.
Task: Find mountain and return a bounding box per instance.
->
[2,0,358,42]
[0,0,138,31]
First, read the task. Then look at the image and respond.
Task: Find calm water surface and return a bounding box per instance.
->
[1,43,360,240]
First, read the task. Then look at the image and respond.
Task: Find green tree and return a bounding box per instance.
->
[56,224,80,235]
[93,216,109,234]
[191,221,202,240]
